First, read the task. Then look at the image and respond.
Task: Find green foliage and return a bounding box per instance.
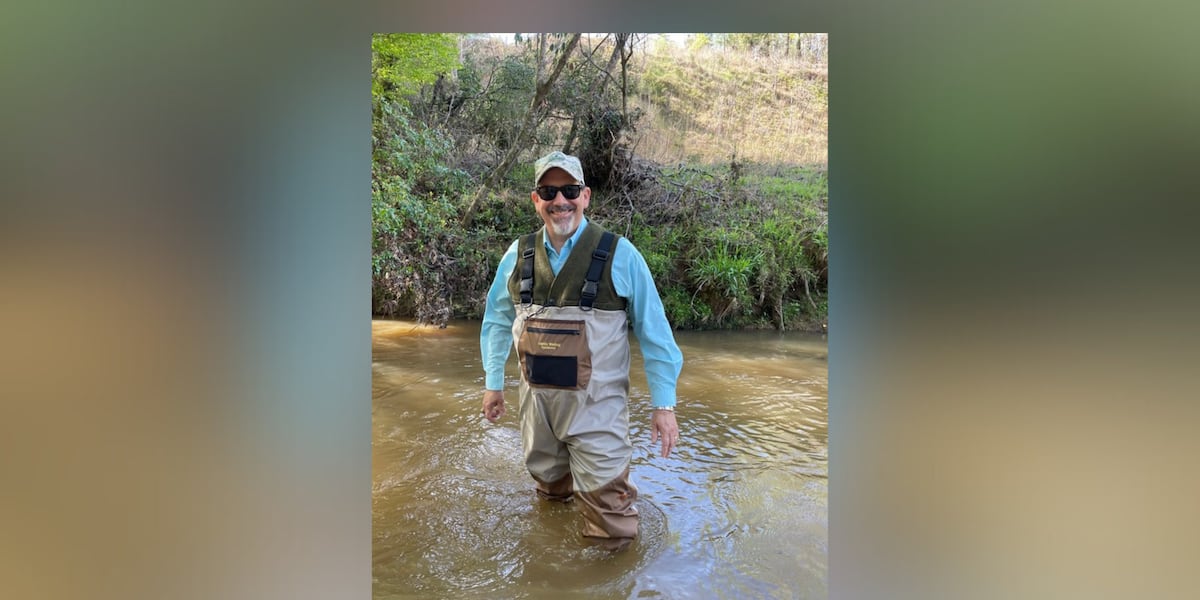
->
[372,33,461,104]
[719,33,775,53]
[660,286,694,327]
[640,246,675,283]
[757,168,828,204]
[507,163,535,188]
[371,96,475,322]
[616,162,828,330]
[466,55,536,152]
[687,34,712,53]
[639,52,704,114]
[688,233,756,291]
[688,244,758,325]
[372,100,467,194]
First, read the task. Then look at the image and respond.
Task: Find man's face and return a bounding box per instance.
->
[531,167,590,239]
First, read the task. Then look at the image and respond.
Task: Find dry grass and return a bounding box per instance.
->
[627,44,828,167]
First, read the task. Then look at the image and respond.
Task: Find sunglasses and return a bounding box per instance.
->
[534,184,584,201]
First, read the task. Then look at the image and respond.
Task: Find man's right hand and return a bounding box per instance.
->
[482,389,506,422]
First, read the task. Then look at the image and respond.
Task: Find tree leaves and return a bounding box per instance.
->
[371,34,461,104]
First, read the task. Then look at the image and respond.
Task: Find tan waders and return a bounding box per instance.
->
[515,305,639,549]
[506,224,641,549]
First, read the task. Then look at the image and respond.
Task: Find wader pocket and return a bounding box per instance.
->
[525,355,577,387]
[518,319,591,390]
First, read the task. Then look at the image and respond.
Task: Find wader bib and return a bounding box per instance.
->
[507,224,639,545]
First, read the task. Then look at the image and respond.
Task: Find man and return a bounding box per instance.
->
[479,151,684,551]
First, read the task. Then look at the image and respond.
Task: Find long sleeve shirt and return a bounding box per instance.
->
[480,217,684,408]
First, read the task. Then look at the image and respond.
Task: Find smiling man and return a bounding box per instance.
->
[479,151,684,551]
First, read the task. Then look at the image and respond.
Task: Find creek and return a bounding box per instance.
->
[372,320,827,599]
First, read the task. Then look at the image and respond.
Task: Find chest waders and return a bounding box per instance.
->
[507,225,639,548]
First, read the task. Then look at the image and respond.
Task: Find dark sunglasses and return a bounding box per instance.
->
[534,184,584,201]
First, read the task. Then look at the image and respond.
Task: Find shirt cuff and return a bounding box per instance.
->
[649,384,677,409]
[485,371,505,391]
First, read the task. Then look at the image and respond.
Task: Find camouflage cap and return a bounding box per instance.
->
[534,151,585,186]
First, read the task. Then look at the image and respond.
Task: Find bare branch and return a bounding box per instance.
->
[460,33,582,227]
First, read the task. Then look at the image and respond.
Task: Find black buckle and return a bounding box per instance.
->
[581,281,598,298]
[592,248,609,261]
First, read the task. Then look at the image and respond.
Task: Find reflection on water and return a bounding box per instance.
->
[373,320,827,599]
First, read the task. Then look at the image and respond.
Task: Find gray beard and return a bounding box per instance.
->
[547,215,576,238]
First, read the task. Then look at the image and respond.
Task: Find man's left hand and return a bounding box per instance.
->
[650,409,679,458]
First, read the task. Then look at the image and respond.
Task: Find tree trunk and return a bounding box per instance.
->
[562,118,579,155]
[620,34,633,123]
[563,34,626,155]
[460,33,581,228]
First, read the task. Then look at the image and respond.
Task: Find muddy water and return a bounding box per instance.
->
[373,320,827,599]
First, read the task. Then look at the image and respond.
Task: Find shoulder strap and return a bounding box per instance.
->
[518,232,537,304]
[579,231,617,310]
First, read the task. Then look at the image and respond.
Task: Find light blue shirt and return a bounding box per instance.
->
[480,217,684,408]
